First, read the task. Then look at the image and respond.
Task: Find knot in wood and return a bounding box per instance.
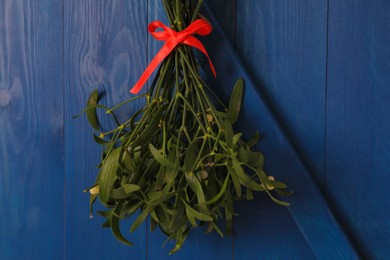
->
[0,89,11,108]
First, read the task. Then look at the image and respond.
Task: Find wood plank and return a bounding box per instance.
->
[64,1,148,259]
[201,3,359,259]
[206,0,236,45]
[234,0,328,190]
[326,1,390,258]
[0,1,64,259]
[206,2,318,258]
[145,1,234,259]
[233,199,316,259]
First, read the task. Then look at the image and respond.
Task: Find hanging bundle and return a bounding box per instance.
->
[82,0,290,255]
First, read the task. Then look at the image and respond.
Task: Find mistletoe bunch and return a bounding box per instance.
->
[82,0,289,254]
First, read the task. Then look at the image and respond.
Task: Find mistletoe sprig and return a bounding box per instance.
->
[81,0,290,255]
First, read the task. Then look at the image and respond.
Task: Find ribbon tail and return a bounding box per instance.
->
[130,44,175,94]
[207,57,216,78]
[184,37,216,77]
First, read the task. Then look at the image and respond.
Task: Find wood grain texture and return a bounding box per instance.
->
[235,0,328,190]
[0,1,64,259]
[204,3,316,258]
[0,0,388,258]
[64,1,147,259]
[206,0,236,45]
[326,1,390,258]
[201,4,359,259]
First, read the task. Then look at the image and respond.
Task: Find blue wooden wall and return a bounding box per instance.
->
[208,0,390,259]
[0,1,389,259]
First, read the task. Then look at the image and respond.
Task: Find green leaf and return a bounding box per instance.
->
[155,166,167,190]
[93,133,111,145]
[122,201,143,216]
[150,218,157,232]
[169,225,189,255]
[215,111,229,119]
[207,222,224,238]
[246,131,260,147]
[98,147,122,204]
[110,189,128,200]
[181,197,213,222]
[233,132,243,145]
[102,219,111,228]
[86,89,100,131]
[97,210,113,218]
[223,119,234,148]
[111,202,133,246]
[111,184,141,199]
[147,191,163,202]
[206,172,230,205]
[266,179,287,189]
[186,206,198,227]
[149,143,175,169]
[122,184,141,194]
[150,210,161,223]
[130,207,150,232]
[228,78,244,124]
[185,172,208,214]
[238,148,264,169]
[163,161,180,190]
[269,194,290,206]
[275,188,293,197]
[122,150,137,173]
[231,156,264,191]
[184,140,199,173]
[167,200,185,234]
[229,167,242,197]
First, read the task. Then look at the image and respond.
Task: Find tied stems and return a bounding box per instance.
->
[81,0,290,255]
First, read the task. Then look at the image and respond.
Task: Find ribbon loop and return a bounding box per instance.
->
[130,18,216,94]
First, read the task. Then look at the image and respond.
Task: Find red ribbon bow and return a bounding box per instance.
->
[130,18,216,94]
